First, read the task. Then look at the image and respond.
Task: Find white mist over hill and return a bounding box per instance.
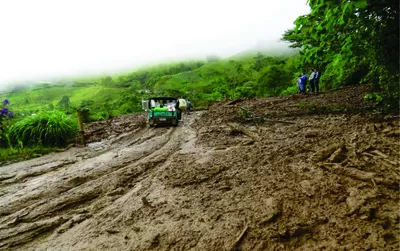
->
[0,0,310,88]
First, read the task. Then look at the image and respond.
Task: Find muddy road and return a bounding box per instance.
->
[0,86,399,250]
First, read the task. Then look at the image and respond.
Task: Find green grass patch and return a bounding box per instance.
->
[0,146,58,165]
[8,110,78,147]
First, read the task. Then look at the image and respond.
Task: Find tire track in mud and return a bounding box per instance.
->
[3,93,397,251]
[0,126,175,214]
[0,118,189,249]
[0,160,78,186]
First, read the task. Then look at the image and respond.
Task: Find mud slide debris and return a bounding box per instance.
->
[0,85,398,250]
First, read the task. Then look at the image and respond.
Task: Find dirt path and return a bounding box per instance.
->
[0,113,202,250]
[0,86,399,250]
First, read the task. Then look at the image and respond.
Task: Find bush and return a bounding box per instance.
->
[364,92,399,113]
[79,100,95,109]
[280,85,298,96]
[8,110,78,147]
[235,81,257,98]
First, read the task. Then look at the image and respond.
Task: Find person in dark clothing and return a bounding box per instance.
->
[314,68,321,93]
[297,74,302,94]
[309,69,315,93]
[186,100,191,114]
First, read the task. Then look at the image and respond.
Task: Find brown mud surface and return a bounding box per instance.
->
[0,85,399,250]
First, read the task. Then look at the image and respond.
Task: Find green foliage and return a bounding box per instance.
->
[364,93,383,105]
[0,146,57,164]
[32,83,52,90]
[257,65,291,96]
[150,54,297,106]
[101,76,113,86]
[280,85,298,96]
[79,100,94,109]
[72,82,96,87]
[364,91,398,113]
[57,96,71,110]
[24,93,31,103]
[117,61,205,90]
[0,52,306,161]
[0,99,12,147]
[237,109,252,121]
[119,88,142,112]
[4,53,307,120]
[282,0,399,109]
[252,53,285,71]
[235,81,257,98]
[46,103,55,111]
[8,110,78,147]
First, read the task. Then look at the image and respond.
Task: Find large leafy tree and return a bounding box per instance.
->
[257,65,291,96]
[282,0,399,95]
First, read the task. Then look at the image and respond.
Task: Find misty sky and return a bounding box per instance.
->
[0,0,309,85]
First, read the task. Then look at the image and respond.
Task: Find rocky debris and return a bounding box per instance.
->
[85,113,147,144]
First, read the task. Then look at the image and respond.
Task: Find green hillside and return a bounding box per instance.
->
[2,52,298,119]
[1,83,126,120]
[0,51,301,162]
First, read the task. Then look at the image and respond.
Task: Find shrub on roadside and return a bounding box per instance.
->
[280,85,298,96]
[8,110,78,147]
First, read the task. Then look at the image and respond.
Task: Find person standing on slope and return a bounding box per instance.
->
[299,73,307,94]
[314,68,321,93]
[309,69,315,93]
[186,99,191,115]
[177,98,187,118]
[297,74,302,94]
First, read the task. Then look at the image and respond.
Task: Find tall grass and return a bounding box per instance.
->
[8,110,78,147]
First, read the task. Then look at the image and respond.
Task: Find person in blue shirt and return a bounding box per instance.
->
[299,73,307,94]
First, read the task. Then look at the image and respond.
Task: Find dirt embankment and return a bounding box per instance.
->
[0,85,398,250]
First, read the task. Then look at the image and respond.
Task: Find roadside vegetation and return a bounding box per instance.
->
[0,102,77,164]
[282,0,398,111]
[0,0,397,164]
[7,110,78,147]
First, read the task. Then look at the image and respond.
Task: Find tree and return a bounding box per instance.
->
[101,76,113,86]
[252,53,266,71]
[235,81,257,98]
[227,60,246,98]
[257,65,291,96]
[57,96,71,110]
[282,0,399,95]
